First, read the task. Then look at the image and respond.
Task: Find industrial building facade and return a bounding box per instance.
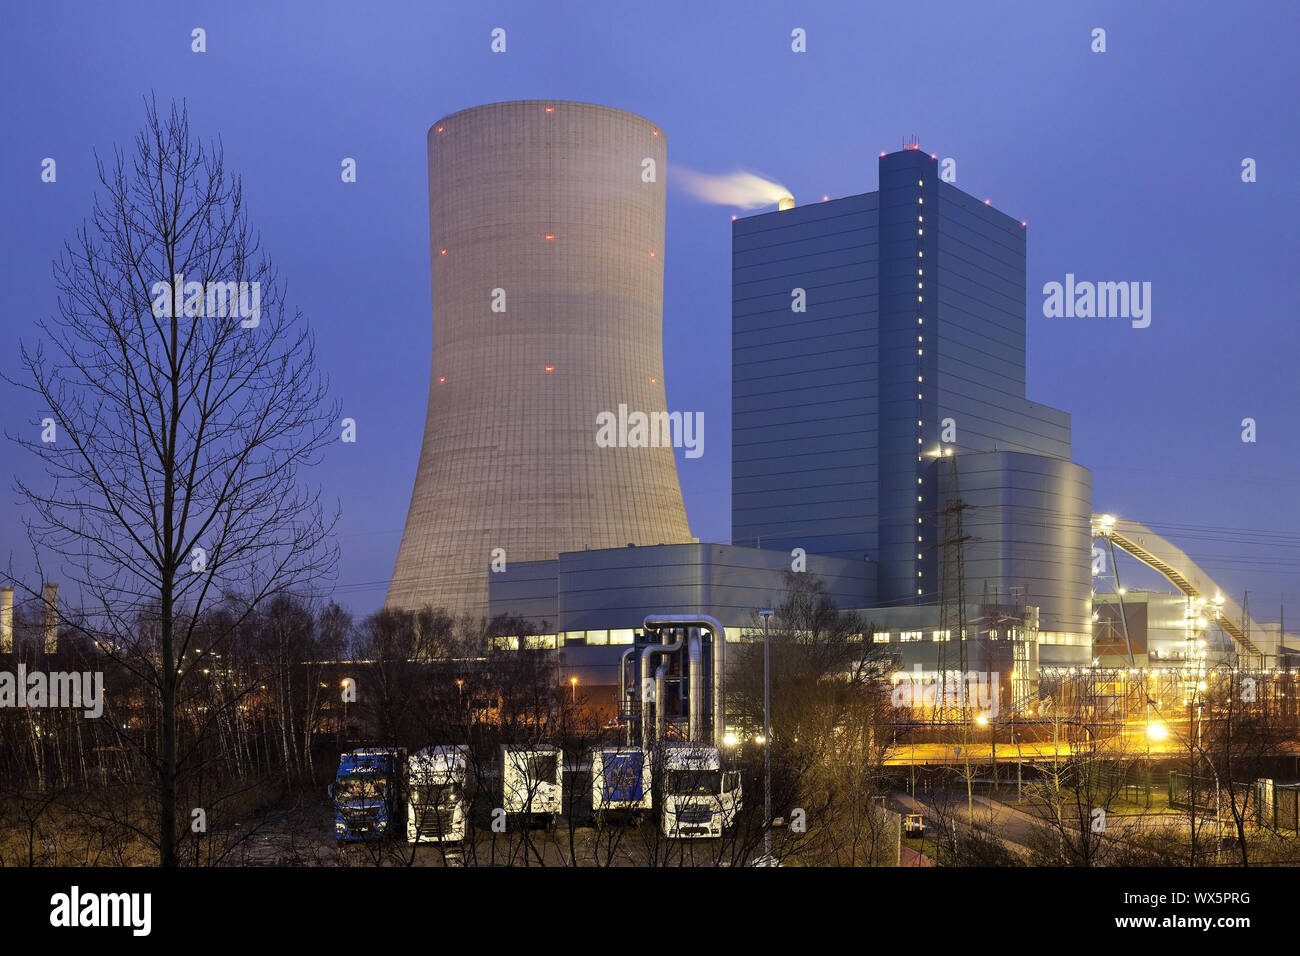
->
[385,112,1276,703]
[731,148,1092,662]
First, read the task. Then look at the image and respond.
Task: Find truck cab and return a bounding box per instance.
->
[661,744,741,839]
[408,745,469,844]
[332,748,404,841]
[501,744,563,826]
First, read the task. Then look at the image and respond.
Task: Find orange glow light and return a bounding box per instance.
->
[545,106,554,113]
[545,234,554,240]
[440,248,447,255]
[649,250,655,257]
[544,365,555,373]
[984,199,991,205]
[438,376,445,383]
[1020,221,1027,227]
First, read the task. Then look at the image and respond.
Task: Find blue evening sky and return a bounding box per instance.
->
[2,0,1297,620]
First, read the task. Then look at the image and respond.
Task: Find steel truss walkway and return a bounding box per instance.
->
[1092,514,1266,656]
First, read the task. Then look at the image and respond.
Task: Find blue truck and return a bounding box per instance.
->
[331,748,405,841]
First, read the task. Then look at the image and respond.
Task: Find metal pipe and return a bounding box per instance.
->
[643,615,727,749]
[640,628,684,749]
[655,663,667,743]
[619,647,636,746]
[688,629,702,741]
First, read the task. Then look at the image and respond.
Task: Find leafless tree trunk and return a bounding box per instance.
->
[7,97,338,865]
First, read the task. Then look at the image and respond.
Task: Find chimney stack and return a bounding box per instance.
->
[43,582,58,654]
[1,587,12,653]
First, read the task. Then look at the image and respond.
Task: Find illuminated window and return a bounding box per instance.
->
[585,630,610,646]
[932,630,951,642]
[609,629,635,645]
[901,631,923,643]
[873,632,891,643]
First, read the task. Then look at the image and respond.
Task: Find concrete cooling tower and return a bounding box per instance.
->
[388,100,694,617]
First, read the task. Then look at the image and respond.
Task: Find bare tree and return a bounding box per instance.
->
[6,97,338,865]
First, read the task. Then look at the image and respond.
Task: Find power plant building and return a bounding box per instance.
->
[385,110,1281,701]
[730,148,1092,664]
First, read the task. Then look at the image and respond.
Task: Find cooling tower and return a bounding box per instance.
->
[388,101,694,617]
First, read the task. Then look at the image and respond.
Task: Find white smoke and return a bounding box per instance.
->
[672,166,792,210]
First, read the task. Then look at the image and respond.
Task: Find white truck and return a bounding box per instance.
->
[590,747,652,825]
[407,745,470,844]
[501,744,563,826]
[661,743,741,839]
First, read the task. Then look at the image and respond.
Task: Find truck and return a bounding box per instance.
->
[501,744,562,827]
[661,743,741,839]
[331,748,405,841]
[408,745,470,844]
[590,747,652,825]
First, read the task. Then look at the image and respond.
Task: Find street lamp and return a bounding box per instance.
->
[570,675,578,703]
[760,608,774,859]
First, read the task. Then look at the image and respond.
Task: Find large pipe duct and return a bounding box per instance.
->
[619,647,636,745]
[643,614,727,749]
[688,629,702,741]
[654,663,667,743]
[639,628,684,749]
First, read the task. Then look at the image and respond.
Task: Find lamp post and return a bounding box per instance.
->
[760,608,773,859]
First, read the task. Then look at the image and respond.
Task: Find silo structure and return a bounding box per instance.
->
[388,101,693,617]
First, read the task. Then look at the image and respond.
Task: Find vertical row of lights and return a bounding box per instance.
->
[915,179,925,597]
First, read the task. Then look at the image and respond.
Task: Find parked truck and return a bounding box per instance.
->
[661,743,741,839]
[331,748,405,841]
[501,744,562,827]
[590,747,652,825]
[407,745,470,844]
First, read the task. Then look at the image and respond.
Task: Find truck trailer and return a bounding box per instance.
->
[501,744,562,827]
[590,747,652,825]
